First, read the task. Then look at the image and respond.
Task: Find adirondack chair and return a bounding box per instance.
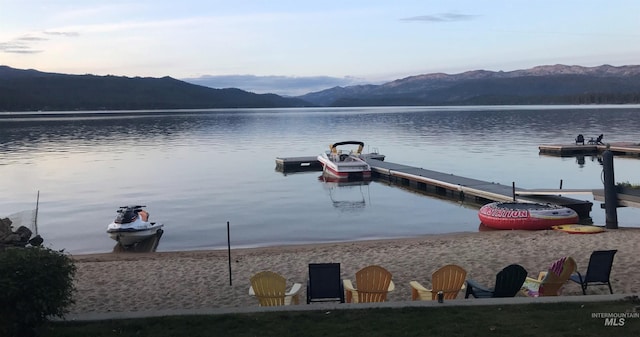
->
[465,264,527,298]
[343,265,394,303]
[409,264,467,301]
[575,134,585,145]
[570,250,617,294]
[249,271,302,306]
[521,257,577,297]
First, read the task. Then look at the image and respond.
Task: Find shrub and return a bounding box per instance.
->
[0,246,76,337]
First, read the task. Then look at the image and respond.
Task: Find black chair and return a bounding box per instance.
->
[464,264,527,298]
[569,250,617,294]
[575,134,585,145]
[307,263,345,304]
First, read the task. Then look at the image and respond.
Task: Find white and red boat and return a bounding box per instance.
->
[478,201,579,230]
[317,141,371,180]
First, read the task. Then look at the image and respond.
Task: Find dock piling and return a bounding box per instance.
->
[602,150,619,229]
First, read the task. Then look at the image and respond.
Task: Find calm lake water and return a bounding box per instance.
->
[1,105,640,254]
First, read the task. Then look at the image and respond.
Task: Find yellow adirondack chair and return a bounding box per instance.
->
[409,264,467,300]
[521,257,577,297]
[249,271,302,306]
[343,265,394,303]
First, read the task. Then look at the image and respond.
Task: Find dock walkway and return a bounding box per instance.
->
[275,155,594,220]
[366,159,593,219]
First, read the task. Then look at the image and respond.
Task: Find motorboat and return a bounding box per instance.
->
[106,205,164,246]
[317,141,372,180]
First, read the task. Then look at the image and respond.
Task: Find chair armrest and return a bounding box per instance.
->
[388,280,395,292]
[285,283,303,305]
[287,283,303,296]
[466,279,492,293]
[569,271,584,284]
[525,276,543,285]
[537,272,547,281]
[343,279,355,292]
[409,281,433,301]
[249,286,255,296]
[343,279,356,303]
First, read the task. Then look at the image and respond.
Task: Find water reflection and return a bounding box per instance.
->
[318,175,371,212]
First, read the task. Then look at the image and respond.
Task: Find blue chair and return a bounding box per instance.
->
[570,250,617,294]
[306,263,345,304]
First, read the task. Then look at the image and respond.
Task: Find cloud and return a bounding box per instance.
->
[0,31,78,54]
[401,12,479,22]
[182,75,373,96]
[44,31,80,37]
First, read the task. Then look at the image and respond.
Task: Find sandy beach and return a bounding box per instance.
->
[68,228,640,314]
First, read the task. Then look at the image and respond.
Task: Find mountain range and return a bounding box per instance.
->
[2,64,640,112]
[298,64,640,106]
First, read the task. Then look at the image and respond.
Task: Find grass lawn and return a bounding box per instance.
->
[42,298,640,337]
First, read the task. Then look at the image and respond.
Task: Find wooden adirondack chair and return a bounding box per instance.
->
[409,264,467,300]
[343,265,394,303]
[521,257,577,297]
[249,271,302,306]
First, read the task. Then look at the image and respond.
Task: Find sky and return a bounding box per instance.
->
[1,0,639,96]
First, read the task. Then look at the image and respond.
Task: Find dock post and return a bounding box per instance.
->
[602,150,618,229]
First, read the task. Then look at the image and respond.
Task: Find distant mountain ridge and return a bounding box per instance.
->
[0,66,308,112]
[297,64,640,106]
[2,64,640,112]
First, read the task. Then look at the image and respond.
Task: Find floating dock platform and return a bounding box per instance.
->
[275,153,386,172]
[539,142,640,157]
[275,155,594,221]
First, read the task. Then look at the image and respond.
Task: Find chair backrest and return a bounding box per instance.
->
[355,265,392,303]
[308,263,343,302]
[584,250,617,282]
[493,264,528,297]
[431,264,467,300]
[576,134,584,143]
[251,271,287,306]
[539,257,577,296]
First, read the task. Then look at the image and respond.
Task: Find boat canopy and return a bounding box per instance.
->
[329,141,365,154]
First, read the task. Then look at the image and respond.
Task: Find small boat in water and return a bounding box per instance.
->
[317,141,372,180]
[107,205,164,246]
[478,201,579,230]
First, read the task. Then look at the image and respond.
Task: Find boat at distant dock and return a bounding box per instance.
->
[478,201,579,230]
[317,141,372,180]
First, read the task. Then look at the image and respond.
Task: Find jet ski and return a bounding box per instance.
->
[106,205,164,246]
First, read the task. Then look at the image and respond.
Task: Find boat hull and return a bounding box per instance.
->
[478,202,579,230]
[317,154,371,179]
[107,224,164,246]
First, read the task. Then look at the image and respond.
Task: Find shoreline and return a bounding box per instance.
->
[69,229,640,315]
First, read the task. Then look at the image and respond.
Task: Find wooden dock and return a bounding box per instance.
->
[275,155,594,221]
[539,142,640,156]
